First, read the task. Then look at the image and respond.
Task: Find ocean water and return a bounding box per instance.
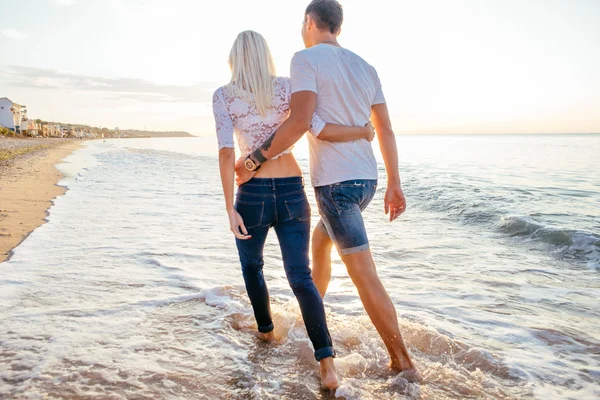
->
[0,134,598,399]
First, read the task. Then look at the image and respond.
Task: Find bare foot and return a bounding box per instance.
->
[390,354,423,383]
[390,361,423,383]
[254,331,275,342]
[390,346,418,371]
[390,357,414,372]
[320,357,339,391]
[401,367,423,383]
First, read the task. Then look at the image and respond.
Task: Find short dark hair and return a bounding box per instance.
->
[305,0,343,34]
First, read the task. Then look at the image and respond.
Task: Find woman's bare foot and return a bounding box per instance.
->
[320,357,339,391]
[254,331,275,342]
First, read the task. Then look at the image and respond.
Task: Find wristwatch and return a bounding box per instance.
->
[244,155,261,172]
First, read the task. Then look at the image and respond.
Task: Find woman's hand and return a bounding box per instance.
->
[228,209,252,240]
[234,156,257,186]
[317,122,376,143]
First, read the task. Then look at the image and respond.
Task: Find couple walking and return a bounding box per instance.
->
[214,0,417,390]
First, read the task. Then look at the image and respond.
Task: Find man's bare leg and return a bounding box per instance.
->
[311,226,334,298]
[340,248,416,372]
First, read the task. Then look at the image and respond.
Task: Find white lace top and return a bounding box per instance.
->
[212,76,326,158]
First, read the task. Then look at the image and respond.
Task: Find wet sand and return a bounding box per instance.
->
[0,139,82,262]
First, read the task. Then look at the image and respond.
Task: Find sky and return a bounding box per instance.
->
[0,0,599,135]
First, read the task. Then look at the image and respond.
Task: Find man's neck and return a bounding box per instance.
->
[313,35,339,47]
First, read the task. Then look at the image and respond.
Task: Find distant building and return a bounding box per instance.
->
[42,123,62,137]
[20,109,33,136]
[51,125,63,137]
[0,97,27,133]
[24,119,40,137]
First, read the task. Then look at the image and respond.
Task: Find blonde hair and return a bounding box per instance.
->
[228,30,276,116]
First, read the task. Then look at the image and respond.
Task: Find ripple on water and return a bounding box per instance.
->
[0,285,532,399]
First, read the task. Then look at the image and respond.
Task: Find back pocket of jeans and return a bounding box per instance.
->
[235,200,265,229]
[284,197,311,222]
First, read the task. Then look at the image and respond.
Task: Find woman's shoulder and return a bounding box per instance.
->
[213,85,226,103]
[274,76,291,86]
[273,77,291,96]
[216,82,243,97]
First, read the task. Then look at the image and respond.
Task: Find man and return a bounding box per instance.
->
[235,0,417,375]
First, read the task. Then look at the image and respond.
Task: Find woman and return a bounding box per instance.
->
[213,30,373,390]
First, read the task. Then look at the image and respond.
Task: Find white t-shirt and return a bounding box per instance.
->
[291,44,386,187]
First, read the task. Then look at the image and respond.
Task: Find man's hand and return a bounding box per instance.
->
[235,155,256,186]
[384,183,407,222]
[365,122,376,142]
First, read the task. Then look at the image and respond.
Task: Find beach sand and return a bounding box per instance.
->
[0,139,82,263]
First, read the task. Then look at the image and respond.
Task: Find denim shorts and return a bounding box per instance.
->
[314,179,377,256]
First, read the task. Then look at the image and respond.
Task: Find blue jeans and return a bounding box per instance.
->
[315,180,378,255]
[235,177,335,361]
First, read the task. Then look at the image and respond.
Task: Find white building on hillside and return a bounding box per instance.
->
[0,97,27,133]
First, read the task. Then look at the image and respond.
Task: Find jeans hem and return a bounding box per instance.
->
[258,323,274,333]
[339,243,370,256]
[314,346,335,361]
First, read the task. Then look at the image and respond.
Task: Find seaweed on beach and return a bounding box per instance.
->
[0,144,54,163]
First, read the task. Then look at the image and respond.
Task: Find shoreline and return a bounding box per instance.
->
[0,140,82,263]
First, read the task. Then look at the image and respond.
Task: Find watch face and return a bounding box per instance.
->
[244,159,255,171]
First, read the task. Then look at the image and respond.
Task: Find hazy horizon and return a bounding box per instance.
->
[1,0,599,135]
